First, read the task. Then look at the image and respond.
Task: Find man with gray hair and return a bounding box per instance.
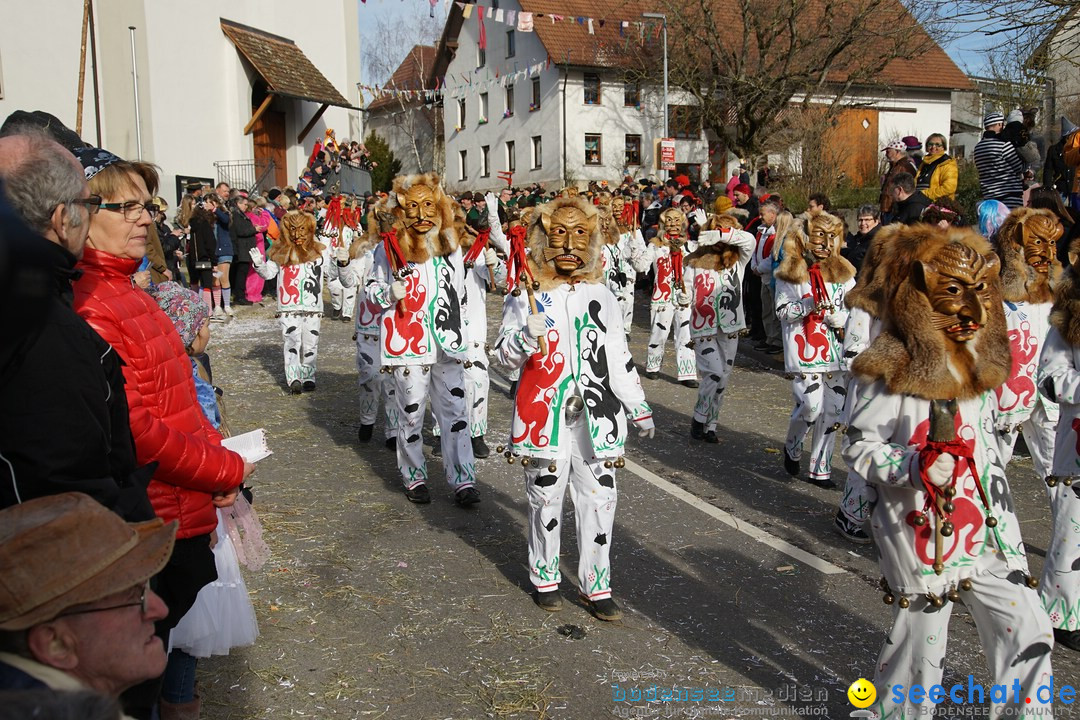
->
[0,125,154,521]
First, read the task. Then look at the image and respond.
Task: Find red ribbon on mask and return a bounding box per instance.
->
[463,228,490,266]
[505,225,534,293]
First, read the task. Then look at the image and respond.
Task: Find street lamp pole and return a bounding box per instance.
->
[642,12,668,173]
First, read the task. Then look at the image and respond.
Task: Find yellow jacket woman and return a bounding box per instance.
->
[915,133,958,201]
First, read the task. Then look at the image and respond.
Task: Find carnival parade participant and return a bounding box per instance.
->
[601,191,647,335]
[365,173,479,507]
[845,224,1053,719]
[774,210,855,488]
[684,209,755,442]
[638,208,698,385]
[249,203,354,393]
[322,195,360,322]
[494,194,653,621]
[993,208,1063,479]
[1036,234,1080,652]
[352,221,399,448]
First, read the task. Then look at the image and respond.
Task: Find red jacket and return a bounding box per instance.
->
[73,248,243,537]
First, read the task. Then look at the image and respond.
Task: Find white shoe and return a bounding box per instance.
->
[224,305,235,317]
[211,307,226,322]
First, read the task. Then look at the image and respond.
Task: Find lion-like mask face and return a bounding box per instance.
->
[918,242,998,345]
[661,209,687,240]
[285,213,314,248]
[806,214,841,262]
[714,214,740,231]
[597,206,615,236]
[1021,214,1062,274]
[611,195,626,217]
[397,184,440,243]
[541,205,594,274]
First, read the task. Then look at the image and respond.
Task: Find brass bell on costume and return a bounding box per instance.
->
[925,592,945,608]
[946,588,961,603]
[959,578,973,592]
[986,516,998,528]
[1026,574,1039,589]
[614,458,625,469]
[913,513,927,527]
[940,520,954,537]
[548,463,557,472]
[898,596,910,609]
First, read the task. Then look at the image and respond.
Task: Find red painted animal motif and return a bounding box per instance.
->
[279,265,302,305]
[692,272,716,331]
[383,273,428,357]
[794,293,830,363]
[996,322,1038,412]
[653,254,673,303]
[513,330,565,447]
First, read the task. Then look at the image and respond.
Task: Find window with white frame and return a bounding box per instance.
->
[459,149,468,181]
[457,98,466,128]
[505,84,514,118]
[531,135,542,169]
[506,140,516,173]
[479,92,489,123]
[481,145,490,177]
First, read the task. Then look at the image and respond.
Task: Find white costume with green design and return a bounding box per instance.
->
[495,281,651,600]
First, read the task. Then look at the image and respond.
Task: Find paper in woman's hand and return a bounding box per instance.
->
[221,429,272,463]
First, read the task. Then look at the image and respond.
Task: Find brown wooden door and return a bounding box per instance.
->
[252,108,287,188]
[825,108,879,187]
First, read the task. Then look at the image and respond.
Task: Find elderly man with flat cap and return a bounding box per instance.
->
[0,492,176,714]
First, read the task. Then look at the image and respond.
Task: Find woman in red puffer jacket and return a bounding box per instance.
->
[71,149,253,638]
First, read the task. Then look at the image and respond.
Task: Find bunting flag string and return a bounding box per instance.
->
[358,56,553,106]
[444,1,659,39]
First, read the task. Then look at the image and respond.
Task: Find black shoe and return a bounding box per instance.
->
[471,436,490,459]
[582,595,623,621]
[1055,628,1080,652]
[303,380,316,392]
[680,379,699,388]
[765,344,784,355]
[833,509,871,544]
[357,424,374,443]
[535,590,563,612]
[330,306,340,319]
[806,475,838,490]
[783,448,800,476]
[690,419,706,440]
[455,486,481,507]
[704,430,719,444]
[432,441,442,457]
[289,380,303,395]
[384,436,397,451]
[753,341,770,350]
[404,484,431,504]
[643,371,659,380]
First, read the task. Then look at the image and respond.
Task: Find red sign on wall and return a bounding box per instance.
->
[658,138,675,171]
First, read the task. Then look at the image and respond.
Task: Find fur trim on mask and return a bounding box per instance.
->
[1049,238,1080,346]
[383,173,459,262]
[269,210,324,266]
[851,226,1010,400]
[995,207,1062,304]
[772,210,854,285]
[525,196,604,290]
[686,241,742,271]
[846,223,916,316]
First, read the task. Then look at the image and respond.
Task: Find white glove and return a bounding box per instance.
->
[675,290,691,306]
[824,312,845,329]
[691,208,707,227]
[526,313,547,339]
[248,248,263,266]
[483,247,498,267]
[485,192,499,221]
[925,453,956,489]
[635,416,655,439]
[389,280,407,302]
[336,245,350,263]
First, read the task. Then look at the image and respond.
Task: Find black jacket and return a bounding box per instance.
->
[893,191,932,226]
[842,224,880,273]
[188,208,218,263]
[0,237,155,521]
[229,208,258,259]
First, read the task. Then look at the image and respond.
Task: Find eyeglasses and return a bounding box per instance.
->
[99,200,159,222]
[69,195,103,214]
[58,583,149,618]
[926,142,945,148]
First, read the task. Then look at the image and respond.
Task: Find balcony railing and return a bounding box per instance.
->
[213,159,275,194]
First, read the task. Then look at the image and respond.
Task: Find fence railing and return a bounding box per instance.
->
[213,159,275,194]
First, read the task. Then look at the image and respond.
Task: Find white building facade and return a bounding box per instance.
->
[0,0,361,203]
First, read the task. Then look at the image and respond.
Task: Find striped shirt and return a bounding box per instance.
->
[973,134,1024,208]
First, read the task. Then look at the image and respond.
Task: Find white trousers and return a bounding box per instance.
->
[1000,402,1057,482]
[617,290,635,336]
[525,418,617,601]
[327,264,357,318]
[646,302,696,380]
[1041,476,1080,631]
[874,566,1054,719]
[785,373,845,480]
[391,351,475,491]
[280,314,320,384]
[692,335,738,431]
[355,335,398,439]
[433,341,490,439]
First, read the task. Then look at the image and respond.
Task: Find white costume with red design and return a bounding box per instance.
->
[996,301,1058,478]
[602,229,648,334]
[366,244,475,492]
[495,282,651,600]
[641,241,696,380]
[775,274,854,482]
[353,249,398,439]
[254,245,352,385]
[845,384,1052,720]
[684,228,755,432]
[320,209,358,320]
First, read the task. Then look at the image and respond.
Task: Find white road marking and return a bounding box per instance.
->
[489,375,848,576]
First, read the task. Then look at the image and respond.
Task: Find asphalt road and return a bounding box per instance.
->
[197,294,1080,720]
